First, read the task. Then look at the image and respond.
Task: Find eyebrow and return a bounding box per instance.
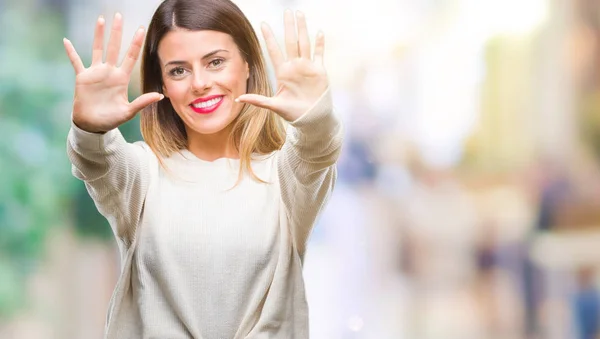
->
[163,49,230,67]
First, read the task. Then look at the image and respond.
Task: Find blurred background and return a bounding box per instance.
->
[3,0,600,338]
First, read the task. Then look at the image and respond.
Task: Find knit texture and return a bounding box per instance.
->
[67,88,343,339]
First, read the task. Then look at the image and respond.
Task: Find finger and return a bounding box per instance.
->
[284,9,298,59]
[313,31,325,65]
[296,11,311,59]
[63,38,85,74]
[121,27,145,74]
[235,94,274,110]
[91,15,105,65]
[128,92,164,116]
[261,23,284,70]
[106,12,123,66]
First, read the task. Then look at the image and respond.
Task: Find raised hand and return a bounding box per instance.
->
[236,10,329,122]
[63,13,163,133]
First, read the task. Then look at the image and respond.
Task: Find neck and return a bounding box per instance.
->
[186,125,239,161]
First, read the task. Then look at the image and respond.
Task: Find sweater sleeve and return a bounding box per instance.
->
[277,88,344,256]
[66,122,153,248]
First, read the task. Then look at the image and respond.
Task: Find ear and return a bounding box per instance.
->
[245,62,250,80]
[162,84,169,98]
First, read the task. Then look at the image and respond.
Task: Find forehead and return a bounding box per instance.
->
[158,29,239,61]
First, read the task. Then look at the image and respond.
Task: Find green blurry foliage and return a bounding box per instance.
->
[0,3,143,319]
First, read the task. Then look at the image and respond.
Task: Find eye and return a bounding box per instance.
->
[168,66,187,77]
[208,58,224,68]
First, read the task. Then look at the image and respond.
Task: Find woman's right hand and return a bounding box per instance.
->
[63,13,163,134]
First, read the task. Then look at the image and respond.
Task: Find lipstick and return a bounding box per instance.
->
[190,95,224,114]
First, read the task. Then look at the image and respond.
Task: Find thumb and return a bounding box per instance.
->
[236,94,274,110]
[129,92,165,115]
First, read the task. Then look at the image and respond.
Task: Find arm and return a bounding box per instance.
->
[278,88,343,255]
[63,14,163,247]
[67,123,153,247]
[236,11,342,256]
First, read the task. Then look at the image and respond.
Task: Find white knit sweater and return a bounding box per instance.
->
[67,89,343,339]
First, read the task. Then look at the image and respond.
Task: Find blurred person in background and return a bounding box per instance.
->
[573,266,600,339]
[473,221,502,335]
[62,0,342,337]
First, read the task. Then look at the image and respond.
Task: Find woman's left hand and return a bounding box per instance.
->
[236,10,329,122]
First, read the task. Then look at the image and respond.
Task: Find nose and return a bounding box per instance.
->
[191,70,212,93]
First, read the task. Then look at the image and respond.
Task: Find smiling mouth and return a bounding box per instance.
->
[190,96,224,114]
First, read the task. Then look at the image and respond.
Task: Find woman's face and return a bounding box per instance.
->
[158,29,249,136]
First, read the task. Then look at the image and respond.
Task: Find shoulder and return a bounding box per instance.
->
[131,141,162,175]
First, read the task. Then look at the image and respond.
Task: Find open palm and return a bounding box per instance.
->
[63,13,162,133]
[237,10,329,122]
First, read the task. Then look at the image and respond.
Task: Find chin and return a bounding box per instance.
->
[187,115,237,136]
[178,102,241,136]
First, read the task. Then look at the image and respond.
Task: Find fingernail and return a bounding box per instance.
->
[235,98,240,102]
[159,94,165,100]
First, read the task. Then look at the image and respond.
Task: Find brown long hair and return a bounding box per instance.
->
[140,0,285,183]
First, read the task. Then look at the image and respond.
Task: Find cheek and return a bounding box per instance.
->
[164,81,189,102]
[219,67,249,94]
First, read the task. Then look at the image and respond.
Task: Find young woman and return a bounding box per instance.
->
[62,0,342,338]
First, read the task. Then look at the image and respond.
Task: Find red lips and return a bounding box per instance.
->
[189,95,225,114]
